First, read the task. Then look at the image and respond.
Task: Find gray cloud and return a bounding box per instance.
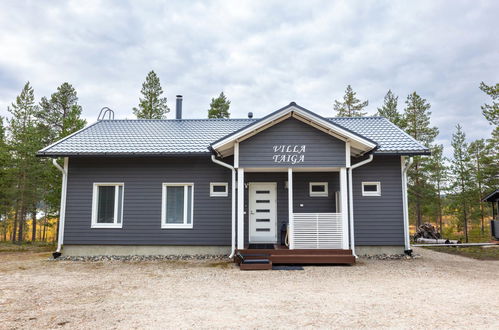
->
[0,0,497,157]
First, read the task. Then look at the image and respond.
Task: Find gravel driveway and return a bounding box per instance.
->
[1,248,498,329]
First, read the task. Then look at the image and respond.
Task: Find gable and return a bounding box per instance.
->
[238,118,346,168]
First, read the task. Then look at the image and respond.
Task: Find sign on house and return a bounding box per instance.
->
[272,145,306,164]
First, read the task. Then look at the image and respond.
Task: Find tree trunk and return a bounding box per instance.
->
[17,208,25,244]
[463,201,469,243]
[31,210,37,242]
[11,207,18,243]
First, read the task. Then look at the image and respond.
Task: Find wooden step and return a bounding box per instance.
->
[270,254,355,264]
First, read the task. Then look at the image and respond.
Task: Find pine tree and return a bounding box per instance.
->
[404,92,439,228]
[468,139,489,234]
[0,116,12,240]
[426,144,448,232]
[480,82,499,126]
[38,82,86,140]
[7,82,45,243]
[376,90,405,128]
[333,85,369,117]
[208,92,231,118]
[450,125,472,242]
[133,71,170,119]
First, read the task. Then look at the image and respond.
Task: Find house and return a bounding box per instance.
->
[37,98,430,266]
[483,189,499,240]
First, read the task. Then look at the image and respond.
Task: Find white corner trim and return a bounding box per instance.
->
[237,168,245,249]
[161,183,194,229]
[361,181,381,197]
[210,182,229,197]
[91,182,124,229]
[234,141,239,168]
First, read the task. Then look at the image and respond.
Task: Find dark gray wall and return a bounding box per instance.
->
[64,157,232,245]
[351,155,404,246]
[239,118,346,168]
[243,172,339,244]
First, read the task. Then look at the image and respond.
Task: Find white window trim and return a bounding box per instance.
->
[210,182,228,197]
[362,181,381,196]
[91,183,124,228]
[309,182,329,197]
[162,183,194,229]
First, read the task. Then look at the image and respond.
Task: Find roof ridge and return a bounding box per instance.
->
[99,118,256,122]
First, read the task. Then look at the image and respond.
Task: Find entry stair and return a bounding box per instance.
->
[235,247,355,270]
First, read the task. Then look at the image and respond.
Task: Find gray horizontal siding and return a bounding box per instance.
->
[239,118,346,168]
[351,155,404,246]
[64,157,232,245]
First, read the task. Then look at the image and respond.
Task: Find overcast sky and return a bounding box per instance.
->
[0,1,497,155]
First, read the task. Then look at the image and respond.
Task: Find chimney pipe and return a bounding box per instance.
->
[176,95,183,119]
[248,112,253,119]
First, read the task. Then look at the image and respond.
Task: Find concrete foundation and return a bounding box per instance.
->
[355,246,405,255]
[63,245,231,256]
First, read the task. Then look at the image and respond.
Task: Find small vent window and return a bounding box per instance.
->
[362,182,381,196]
[210,183,228,197]
[309,182,328,197]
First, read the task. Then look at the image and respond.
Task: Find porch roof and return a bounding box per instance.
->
[37,103,430,157]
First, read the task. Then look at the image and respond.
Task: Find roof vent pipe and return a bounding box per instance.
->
[248,112,253,119]
[175,95,183,119]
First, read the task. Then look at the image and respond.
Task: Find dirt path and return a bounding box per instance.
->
[1,248,498,329]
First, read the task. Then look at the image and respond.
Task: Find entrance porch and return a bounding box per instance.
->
[235,167,354,269]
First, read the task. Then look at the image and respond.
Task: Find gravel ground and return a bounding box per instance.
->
[0,247,498,329]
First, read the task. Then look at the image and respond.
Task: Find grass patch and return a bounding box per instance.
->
[425,246,499,260]
[206,260,233,269]
[0,242,56,253]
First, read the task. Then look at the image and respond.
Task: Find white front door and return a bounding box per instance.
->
[249,182,277,243]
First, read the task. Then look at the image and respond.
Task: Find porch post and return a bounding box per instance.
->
[340,167,349,249]
[237,168,245,249]
[288,168,294,249]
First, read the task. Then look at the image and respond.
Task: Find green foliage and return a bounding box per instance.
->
[450,124,473,242]
[333,85,368,117]
[376,90,405,128]
[208,92,231,119]
[133,70,170,119]
[38,82,86,140]
[425,144,448,231]
[404,92,439,228]
[479,81,499,126]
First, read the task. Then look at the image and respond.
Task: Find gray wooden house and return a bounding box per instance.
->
[38,99,429,267]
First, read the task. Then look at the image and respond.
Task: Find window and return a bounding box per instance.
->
[91,183,124,228]
[362,182,381,196]
[309,182,328,197]
[210,182,228,197]
[162,183,194,228]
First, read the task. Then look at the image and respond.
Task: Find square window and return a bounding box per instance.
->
[309,182,328,197]
[91,183,124,228]
[162,183,194,228]
[210,182,228,197]
[362,182,381,196]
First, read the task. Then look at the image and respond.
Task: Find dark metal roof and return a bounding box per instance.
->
[483,189,499,202]
[37,110,429,157]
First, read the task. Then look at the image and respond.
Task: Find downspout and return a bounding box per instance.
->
[348,154,374,258]
[402,156,414,254]
[53,157,68,258]
[211,155,236,258]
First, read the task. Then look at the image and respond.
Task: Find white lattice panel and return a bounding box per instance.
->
[292,213,343,249]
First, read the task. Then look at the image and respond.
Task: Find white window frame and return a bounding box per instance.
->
[210,182,228,197]
[309,182,329,197]
[91,183,124,228]
[162,183,194,229]
[362,181,381,196]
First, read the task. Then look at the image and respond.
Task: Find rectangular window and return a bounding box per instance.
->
[91,183,124,228]
[362,182,381,196]
[162,183,194,229]
[309,182,328,197]
[210,182,228,197]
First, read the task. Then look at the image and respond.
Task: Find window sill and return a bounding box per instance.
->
[362,193,381,197]
[210,194,228,197]
[162,224,193,229]
[309,194,329,197]
[91,224,123,229]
